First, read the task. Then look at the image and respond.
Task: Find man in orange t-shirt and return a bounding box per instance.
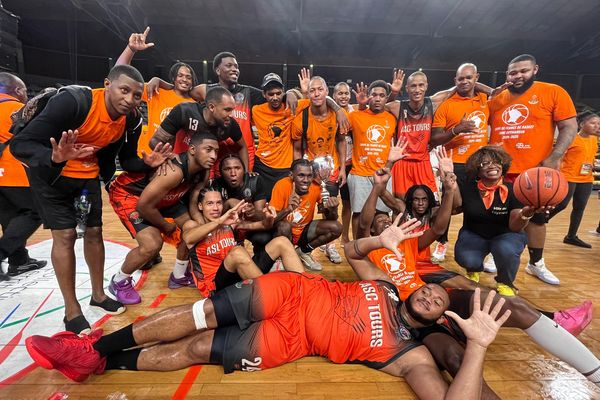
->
[488,54,578,286]
[270,159,342,271]
[252,73,309,191]
[11,65,145,334]
[0,73,47,280]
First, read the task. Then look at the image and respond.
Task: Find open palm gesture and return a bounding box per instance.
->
[379,214,423,260]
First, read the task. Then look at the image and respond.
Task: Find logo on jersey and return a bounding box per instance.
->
[381,253,406,273]
[234,92,245,104]
[366,125,387,143]
[467,110,486,131]
[528,95,539,105]
[159,107,173,122]
[128,211,142,224]
[383,285,399,302]
[501,104,529,125]
[397,324,412,341]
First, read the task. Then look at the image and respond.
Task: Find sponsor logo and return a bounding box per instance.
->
[528,95,539,105]
[515,142,532,149]
[234,92,245,104]
[129,211,143,224]
[501,104,529,125]
[159,107,173,122]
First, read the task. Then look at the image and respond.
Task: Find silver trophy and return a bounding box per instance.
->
[312,155,335,204]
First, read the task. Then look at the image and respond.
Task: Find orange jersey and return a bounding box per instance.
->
[348,109,396,176]
[0,94,28,187]
[189,225,238,297]
[489,81,576,174]
[433,92,489,163]
[61,88,126,179]
[291,107,340,172]
[139,86,193,157]
[561,134,598,183]
[270,177,321,243]
[367,238,425,301]
[253,99,309,169]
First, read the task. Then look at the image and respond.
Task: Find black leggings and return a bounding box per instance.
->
[549,182,592,237]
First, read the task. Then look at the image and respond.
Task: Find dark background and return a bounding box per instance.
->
[2,0,600,108]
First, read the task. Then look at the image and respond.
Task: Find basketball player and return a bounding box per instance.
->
[25,221,511,400]
[488,54,578,285]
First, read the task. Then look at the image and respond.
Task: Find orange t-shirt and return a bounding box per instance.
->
[139,86,193,157]
[0,94,28,187]
[348,109,396,176]
[270,176,321,243]
[291,107,340,173]
[61,88,126,179]
[561,134,599,183]
[367,237,425,301]
[253,99,309,169]
[433,92,489,163]
[489,81,576,174]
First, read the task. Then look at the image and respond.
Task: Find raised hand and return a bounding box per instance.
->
[441,171,458,192]
[141,142,173,168]
[127,27,154,52]
[373,167,392,186]
[352,82,371,107]
[435,146,454,177]
[288,183,301,210]
[445,288,511,349]
[298,67,311,96]
[50,130,95,163]
[387,137,409,164]
[379,214,423,260]
[390,68,405,94]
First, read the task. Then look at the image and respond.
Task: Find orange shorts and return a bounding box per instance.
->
[392,159,438,197]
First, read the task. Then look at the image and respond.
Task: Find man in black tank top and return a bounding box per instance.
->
[107,133,217,306]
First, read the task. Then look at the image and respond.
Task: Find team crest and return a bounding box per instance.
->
[528,95,539,105]
[381,253,406,273]
[501,104,529,125]
[466,110,486,132]
[366,125,386,143]
[129,211,143,224]
[234,92,245,104]
[397,324,412,341]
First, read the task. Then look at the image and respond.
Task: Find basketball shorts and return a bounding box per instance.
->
[392,159,438,198]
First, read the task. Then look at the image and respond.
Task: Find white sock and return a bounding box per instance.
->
[525,315,600,385]
[192,299,207,330]
[173,258,189,279]
[113,268,130,282]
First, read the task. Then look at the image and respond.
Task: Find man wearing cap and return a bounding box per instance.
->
[251,73,309,191]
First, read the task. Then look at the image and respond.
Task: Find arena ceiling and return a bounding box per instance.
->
[3,0,600,85]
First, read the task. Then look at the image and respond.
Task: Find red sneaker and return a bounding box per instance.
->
[25,329,106,382]
[554,300,593,337]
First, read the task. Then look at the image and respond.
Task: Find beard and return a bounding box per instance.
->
[405,292,439,326]
[508,74,536,94]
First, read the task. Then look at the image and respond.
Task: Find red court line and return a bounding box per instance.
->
[0,362,37,389]
[134,293,168,323]
[171,366,203,400]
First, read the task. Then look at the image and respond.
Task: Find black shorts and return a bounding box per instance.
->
[420,270,460,285]
[296,221,317,249]
[339,165,352,201]
[212,250,275,294]
[415,289,472,342]
[26,171,103,230]
[254,158,290,201]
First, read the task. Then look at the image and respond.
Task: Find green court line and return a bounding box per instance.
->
[0,294,92,329]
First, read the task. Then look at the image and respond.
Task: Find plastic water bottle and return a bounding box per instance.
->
[74,189,91,238]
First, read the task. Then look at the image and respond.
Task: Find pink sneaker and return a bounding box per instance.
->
[554,300,593,336]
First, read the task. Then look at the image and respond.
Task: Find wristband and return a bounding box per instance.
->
[451,127,458,137]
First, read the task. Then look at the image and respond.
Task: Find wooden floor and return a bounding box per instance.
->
[3,191,600,400]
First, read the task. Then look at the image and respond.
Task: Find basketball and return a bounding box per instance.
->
[513,167,569,208]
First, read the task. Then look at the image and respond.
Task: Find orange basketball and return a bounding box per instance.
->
[513,167,569,208]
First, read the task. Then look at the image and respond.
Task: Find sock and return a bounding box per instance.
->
[113,268,131,282]
[537,309,554,319]
[93,324,137,357]
[172,259,189,279]
[300,243,314,254]
[525,315,600,385]
[528,247,543,265]
[105,348,141,371]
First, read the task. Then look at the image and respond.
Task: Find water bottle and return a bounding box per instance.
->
[74,189,91,238]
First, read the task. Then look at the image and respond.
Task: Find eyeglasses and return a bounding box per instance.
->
[479,160,501,168]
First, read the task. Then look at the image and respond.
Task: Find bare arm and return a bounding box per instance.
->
[418,172,457,251]
[343,236,393,282]
[137,168,183,233]
[188,84,207,103]
[182,219,220,248]
[115,27,154,66]
[149,126,176,150]
[430,87,457,113]
[236,137,250,171]
[541,117,578,169]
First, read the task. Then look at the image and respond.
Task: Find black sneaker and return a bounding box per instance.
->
[563,236,592,249]
[89,296,126,315]
[140,254,163,271]
[8,258,47,276]
[63,315,91,335]
[0,271,9,281]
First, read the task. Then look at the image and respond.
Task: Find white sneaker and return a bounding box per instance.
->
[525,258,560,285]
[269,257,284,272]
[483,254,497,273]
[319,245,326,252]
[296,247,322,271]
[325,243,342,264]
[431,242,448,262]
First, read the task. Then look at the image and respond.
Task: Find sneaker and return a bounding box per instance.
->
[554,300,593,337]
[140,254,163,271]
[325,244,342,264]
[108,275,141,305]
[318,245,326,252]
[525,259,560,285]
[89,296,126,315]
[496,283,516,297]
[168,270,195,289]
[25,329,106,382]
[295,247,322,271]
[563,236,592,249]
[63,315,91,335]
[269,257,284,272]
[431,242,448,262]
[7,258,47,276]
[465,272,480,283]
[483,255,497,273]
